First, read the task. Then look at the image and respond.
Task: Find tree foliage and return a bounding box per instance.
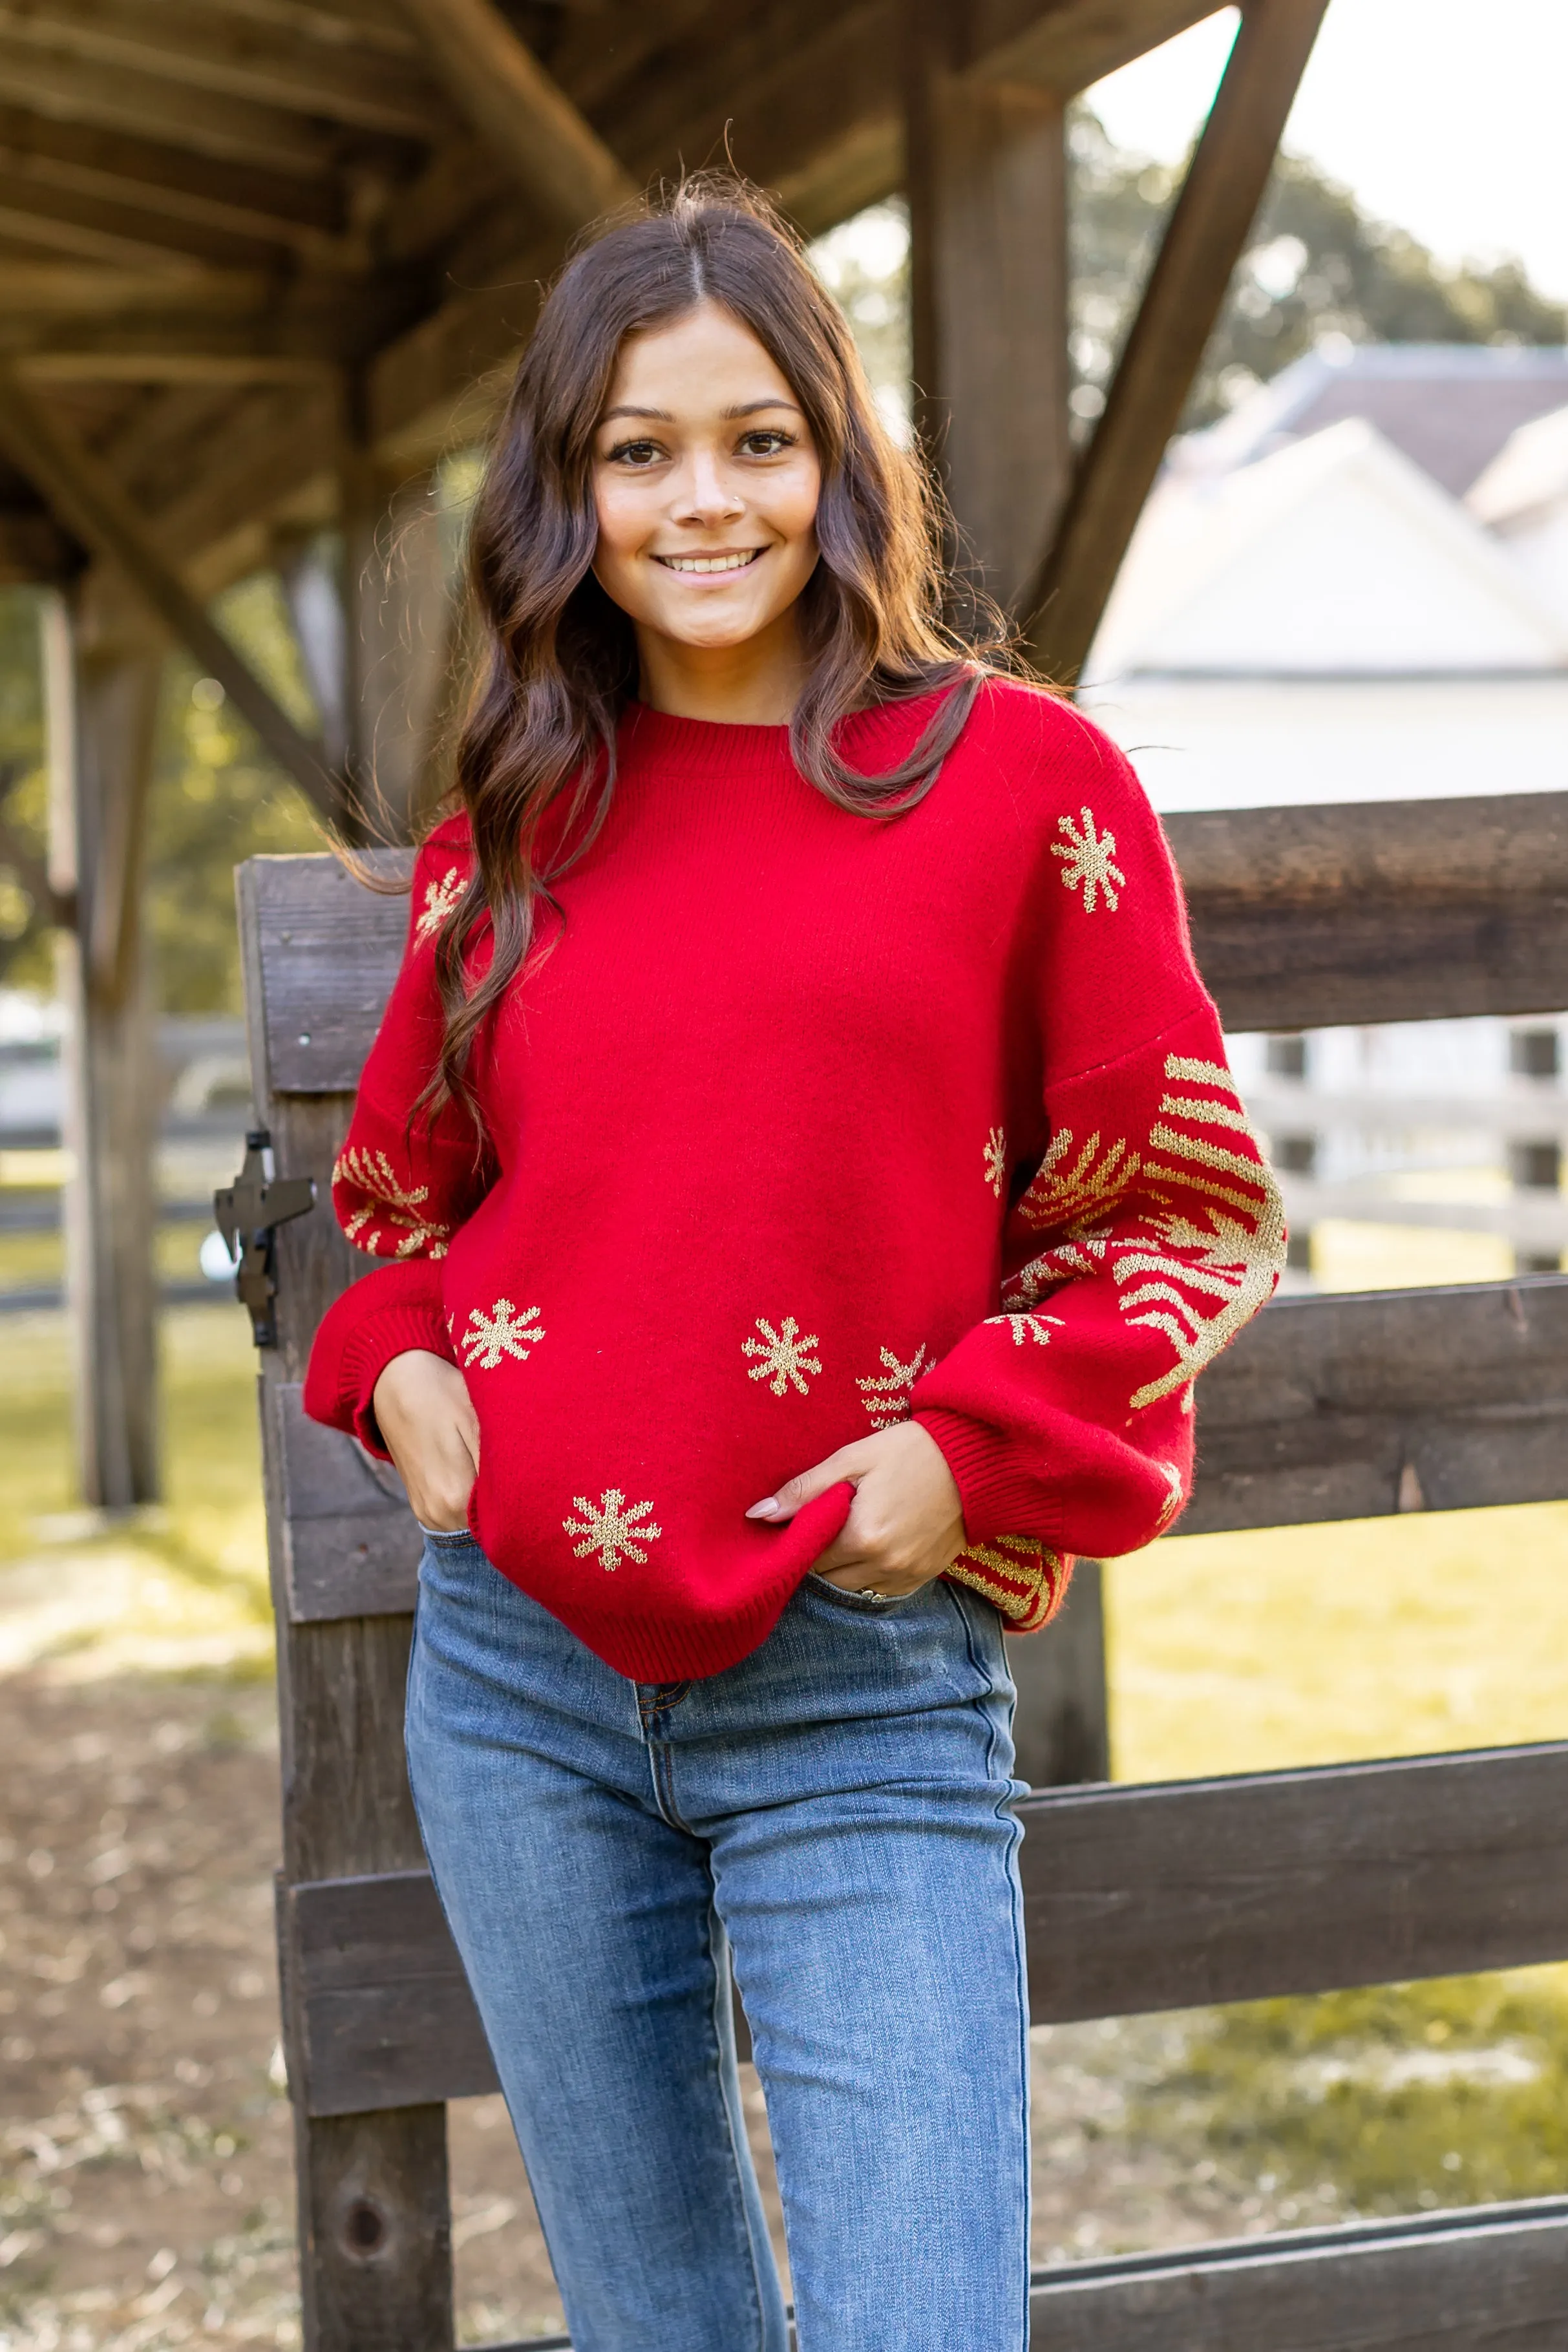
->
[1069,112,1567,429]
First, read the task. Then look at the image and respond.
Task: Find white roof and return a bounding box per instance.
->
[1085,417,1568,683]
[1467,403,1568,529]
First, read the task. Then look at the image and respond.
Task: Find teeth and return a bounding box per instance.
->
[661,551,759,573]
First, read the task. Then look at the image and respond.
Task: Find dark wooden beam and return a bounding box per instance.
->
[971,0,1220,92]
[18,352,334,385]
[1170,787,1568,1030]
[1026,2200,1568,2352]
[277,1735,1568,2113]
[1189,1273,1568,1534]
[0,367,339,818]
[906,0,1072,609]
[395,0,636,228]
[1018,0,1331,682]
[0,44,365,179]
[0,258,271,319]
[0,108,361,268]
[0,0,442,139]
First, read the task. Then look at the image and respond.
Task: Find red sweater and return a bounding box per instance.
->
[304,680,1284,1680]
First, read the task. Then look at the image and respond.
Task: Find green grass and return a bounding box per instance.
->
[1139,1971,1568,2221]
[0,1305,271,1673]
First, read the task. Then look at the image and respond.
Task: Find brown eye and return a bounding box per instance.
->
[609,439,662,467]
[739,430,792,457]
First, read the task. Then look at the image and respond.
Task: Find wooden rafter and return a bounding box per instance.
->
[0,366,338,818]
[1017,0,1332,682]
[0,112,362,268]
[0,49,365,179]
[0,0,441,140]
[396,0,637,229]
[17,352,334,384]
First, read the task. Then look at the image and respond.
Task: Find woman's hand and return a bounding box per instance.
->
[372,1350,480,1534]
[746,1420,966,1597]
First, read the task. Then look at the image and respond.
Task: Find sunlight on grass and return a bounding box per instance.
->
[1109,1504,1568,1783]
[0,1305,270,1676]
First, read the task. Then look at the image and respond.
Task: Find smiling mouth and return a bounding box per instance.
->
[653,549,765,575]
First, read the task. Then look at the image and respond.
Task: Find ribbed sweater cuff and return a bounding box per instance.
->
[306,1283,453,1458]
[915,1408,1060,1547]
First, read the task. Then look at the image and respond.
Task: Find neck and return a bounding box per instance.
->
[635,609,805,726]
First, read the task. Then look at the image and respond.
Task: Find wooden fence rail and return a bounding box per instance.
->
[279,1741,1568,2119]
[477,2199,1568,2352]
[240,787,1568,1095]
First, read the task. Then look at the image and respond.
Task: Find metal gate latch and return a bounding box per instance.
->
[213,1128,317,1348]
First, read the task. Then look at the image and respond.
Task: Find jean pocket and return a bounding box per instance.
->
[805,1571,915,1616]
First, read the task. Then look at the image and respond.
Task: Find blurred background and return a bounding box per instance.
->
[3,5,1568,2347]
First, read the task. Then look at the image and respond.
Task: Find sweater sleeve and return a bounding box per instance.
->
[915,714,1286,1630]
[302,826,494,1455]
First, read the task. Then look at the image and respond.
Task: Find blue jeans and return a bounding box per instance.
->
[405,1534,1030,2352]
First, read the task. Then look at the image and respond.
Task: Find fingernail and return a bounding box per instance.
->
[746,1498,781,1519]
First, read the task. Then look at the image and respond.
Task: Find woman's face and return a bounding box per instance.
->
[590,301,822,656]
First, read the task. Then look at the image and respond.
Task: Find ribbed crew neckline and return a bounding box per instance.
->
[619,689,948,783]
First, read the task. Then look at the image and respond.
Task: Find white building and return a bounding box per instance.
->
[1077,344,1568,1282]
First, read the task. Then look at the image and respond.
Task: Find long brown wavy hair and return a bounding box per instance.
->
[429,173,1003,1124]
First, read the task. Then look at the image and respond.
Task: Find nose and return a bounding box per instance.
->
[673,446,744,527]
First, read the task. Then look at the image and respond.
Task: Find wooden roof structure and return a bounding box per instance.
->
[0,1,1331,747]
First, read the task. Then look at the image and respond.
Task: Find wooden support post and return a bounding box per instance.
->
[902,9,1099,1766]
[43,582,164,1507]
[905,0,1072,613]
[1019,0,1331,681]
[1010,1562,1110,1788]
[238,868,456,2349]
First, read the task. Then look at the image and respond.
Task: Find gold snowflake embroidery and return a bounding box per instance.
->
[562,1487,662,1573]
[743,1315,821,1397]
[1001,1055,1286,1415]
[984,1311,1063,1346]
[414,866,465,946]
[1156,1461,1185,1528]
[857,1342,931,1430]
[458,1299,544,1372]
[1051,807,1126,913]
[1117,1057,1286,1408]
[982,1125,1006,1198]
[1019,1126,1141,1231]
[334,1145,450,1259]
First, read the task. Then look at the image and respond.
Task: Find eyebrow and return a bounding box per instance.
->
[599,396,804,425]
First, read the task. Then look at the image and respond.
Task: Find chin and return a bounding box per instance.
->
[659,609,772,649]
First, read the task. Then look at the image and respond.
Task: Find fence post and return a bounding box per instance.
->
[1011,1562,1110,1788]
[237,865,456,2351]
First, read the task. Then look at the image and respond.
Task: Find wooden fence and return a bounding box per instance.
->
[238,780,1568,2351]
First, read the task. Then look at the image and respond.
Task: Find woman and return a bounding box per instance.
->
[304,178,1284,2352]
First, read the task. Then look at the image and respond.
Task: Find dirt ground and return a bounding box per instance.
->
[0,1653,1319,2352]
